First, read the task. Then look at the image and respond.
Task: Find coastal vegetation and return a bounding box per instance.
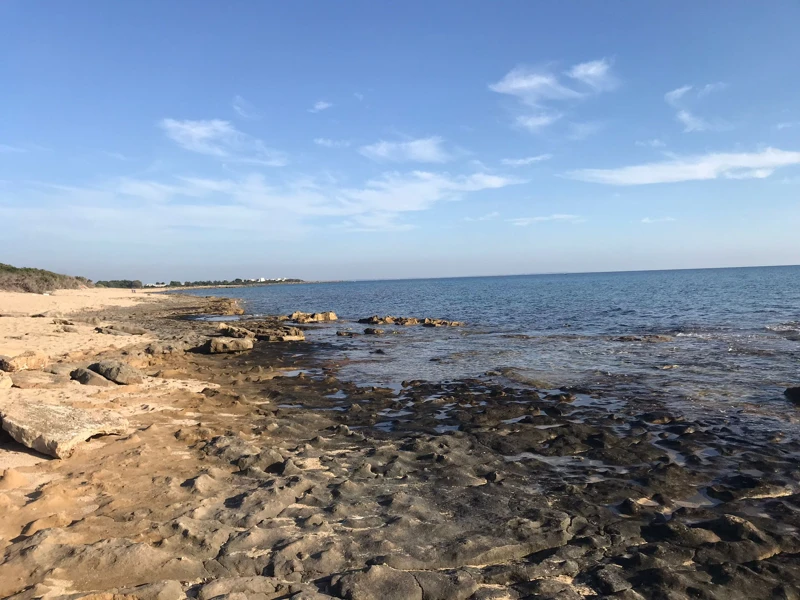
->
[0,263,92,293]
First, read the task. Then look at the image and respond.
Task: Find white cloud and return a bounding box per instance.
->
[567,147,800,185]
[777,122,800,130]
[232,95,259,119]
[566,58,618,91]
[490,59,618,134]
[314,138,351,148]
[359,137,452,163]
[516,113,563,131]
[159,118,287,166]
[309,101,333,113]
[501,154,553,166]
[636,139,666,148]
[642,217,676,224]
[354,92,364,101]
[508,214,581,226]
[464,211,500,222]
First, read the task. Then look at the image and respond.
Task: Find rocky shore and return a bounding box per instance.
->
[1,292,799,600]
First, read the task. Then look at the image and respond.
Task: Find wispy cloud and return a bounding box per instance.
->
[636,139,666,148]
[309,100,333,113]
[490,67,583,106]
[508,214,581,226]
[490,58,618,134]
[232,95,260,119]
[567,121,604,140]
[5,169,521,236]
[676,110,711,133]
[642,217,676,224]
[0,144,27,153]
[515,114,563,132]
[354,92,364,101]
[359,137,452,163]
[464,211,500,222]
[159,118,287,166]
[777,121,800,130]
[566,58,618,92]
[501,154,552,167]
[664,83,727,133]
[567,147,800,185]
[314,138,351,148]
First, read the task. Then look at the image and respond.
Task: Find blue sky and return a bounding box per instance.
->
[2,1,799,281]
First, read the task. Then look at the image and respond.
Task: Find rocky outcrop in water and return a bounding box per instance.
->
[289,311,338,324]
[358,315,464,327]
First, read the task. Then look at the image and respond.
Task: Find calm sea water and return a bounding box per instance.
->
[181,266,800,419]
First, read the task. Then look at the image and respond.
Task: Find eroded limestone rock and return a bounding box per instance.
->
[0,403,129,458]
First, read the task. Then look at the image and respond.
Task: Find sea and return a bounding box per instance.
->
[180,266,800,423]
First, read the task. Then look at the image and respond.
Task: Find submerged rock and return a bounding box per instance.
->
[784,387,800,403]
[364,328,385,335]
[0,402,129,458]
[89,360,145,385]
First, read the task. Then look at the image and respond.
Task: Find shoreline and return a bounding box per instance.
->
[0,290,799,598]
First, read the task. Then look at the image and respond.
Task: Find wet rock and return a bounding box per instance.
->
[89,360,145,384]
[593,564,632,593]
[337,331,358,337]
[10,370,70,389]
[0,402,129,458]
[206,337,254,353]
[335,565,422,600]
[784,387,800,403]
[364,328,384,335]
[0,350,48,372]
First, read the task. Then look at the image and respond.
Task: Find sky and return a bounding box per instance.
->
[1,1,799,281]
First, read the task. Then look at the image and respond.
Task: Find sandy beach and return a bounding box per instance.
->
[1,289,799,600]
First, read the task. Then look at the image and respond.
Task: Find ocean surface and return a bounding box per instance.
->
[180,266,800,421]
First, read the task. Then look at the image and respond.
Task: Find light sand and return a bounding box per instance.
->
[0,288,162,359]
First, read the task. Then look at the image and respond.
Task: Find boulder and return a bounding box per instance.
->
[206,337,254,353]
[364,328,384,335]
[0,402,129,458]
[0,350,49,372]
[71,367,116,387]
[10,371,70,389]
[94,326,132,336]
[289,311,338,324]
[785,387,800,403]
[255,326,306,343]
[0,372,12,389]
[217,324,256,339]
[89,360,145,385]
